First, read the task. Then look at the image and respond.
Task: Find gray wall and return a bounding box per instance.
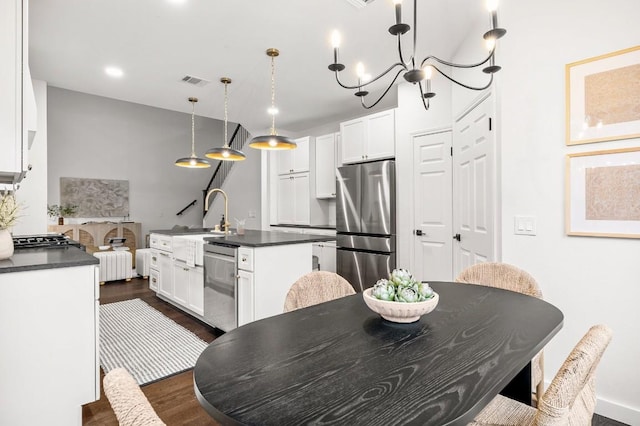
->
[47,87,261,240]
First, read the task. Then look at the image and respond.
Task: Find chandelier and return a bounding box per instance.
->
[205,77,246,161]
[175,97,211,168]
[249,48,297,150]
[327,0,506,110]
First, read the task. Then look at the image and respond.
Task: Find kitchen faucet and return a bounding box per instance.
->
[204,188,230,234]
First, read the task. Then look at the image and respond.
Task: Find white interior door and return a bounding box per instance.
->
[412,131,453,282]
[453,94,496,277]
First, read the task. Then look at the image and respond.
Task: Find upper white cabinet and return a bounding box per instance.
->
[0,0,36,187]
[315,133,337,198]
[277,174,310,225]
[277,136,311,175]
[340,109,395,164]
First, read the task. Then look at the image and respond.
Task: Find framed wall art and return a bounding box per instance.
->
[566,147,640,238]
[60,177,130,217]
[566,45,640,145]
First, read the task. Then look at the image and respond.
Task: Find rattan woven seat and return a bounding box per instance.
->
[456,262,545,400]
[469,324,612,425]
[283,271,355,312]
[103,367,165,426]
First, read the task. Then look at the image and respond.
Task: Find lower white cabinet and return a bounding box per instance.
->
[237,269,254,327]
[157,251,173,298]
[237,243,313,323]
[0,263,99,425]
[149,268,159,292]
[312,240,337,272]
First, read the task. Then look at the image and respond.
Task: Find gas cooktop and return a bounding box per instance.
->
[12,234,82,249]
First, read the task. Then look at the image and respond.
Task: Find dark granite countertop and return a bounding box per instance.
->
[149,227,217,236]
[271,224,336,231]
[0,246,99,274]
[203,229,335,248]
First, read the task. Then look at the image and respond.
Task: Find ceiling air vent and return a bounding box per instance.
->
[344,0,376,8]
[181,75,210,87]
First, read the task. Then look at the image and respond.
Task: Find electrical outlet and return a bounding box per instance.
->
[248,210,256,218]
[514,215,536,236]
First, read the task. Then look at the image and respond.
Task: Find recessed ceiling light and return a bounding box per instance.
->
[105,66,124,78]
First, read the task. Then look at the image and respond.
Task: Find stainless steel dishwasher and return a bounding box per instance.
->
[203,243,238,332]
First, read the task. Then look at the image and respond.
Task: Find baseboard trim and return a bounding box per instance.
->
[596,397,639,425]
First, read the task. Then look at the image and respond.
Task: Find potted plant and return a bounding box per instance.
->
[47,204,78,225]
[0,192,20,259]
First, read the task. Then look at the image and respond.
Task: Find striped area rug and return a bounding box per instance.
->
[99,298,208,385]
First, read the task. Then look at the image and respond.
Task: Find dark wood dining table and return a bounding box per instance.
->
[194,281,563,425]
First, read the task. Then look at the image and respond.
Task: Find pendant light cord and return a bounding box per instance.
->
[224,81,229,148]
[270,54,277,136]
[191,100,196,156]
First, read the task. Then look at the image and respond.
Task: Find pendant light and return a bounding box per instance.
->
[205,77,246,161]
[175,97,211,168]
[249,48,297,150]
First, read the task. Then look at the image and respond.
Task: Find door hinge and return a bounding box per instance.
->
[489,117,493,131]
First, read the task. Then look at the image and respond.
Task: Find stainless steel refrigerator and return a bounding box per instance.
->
[336,160,396,292]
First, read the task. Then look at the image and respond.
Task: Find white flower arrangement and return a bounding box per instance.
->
[0,192,20,230]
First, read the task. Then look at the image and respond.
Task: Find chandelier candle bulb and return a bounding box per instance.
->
[393,0,402,25]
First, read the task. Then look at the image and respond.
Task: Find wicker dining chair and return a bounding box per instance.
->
[283,271,355,312]
[103,368,166,426]
[456,262,545,401]
[469,324,613,425]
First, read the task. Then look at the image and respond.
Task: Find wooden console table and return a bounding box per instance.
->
[48,222,142,251]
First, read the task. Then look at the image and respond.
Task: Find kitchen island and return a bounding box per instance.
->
[0,246,100,425]
[148,229,336,331]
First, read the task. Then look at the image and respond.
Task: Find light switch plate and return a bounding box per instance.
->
[514,215,536,236]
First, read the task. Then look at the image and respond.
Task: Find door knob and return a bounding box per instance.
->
[453,233,461,241]
[414,229,423,236]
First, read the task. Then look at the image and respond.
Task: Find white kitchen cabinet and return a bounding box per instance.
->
[277,136,311,175]
[237,269,254,327]
[157,251,173,298]
[173,260,204,316]
[149,268,159,292]
[312,240,337,272]
[0,0,36,187]
[315,133,337,198]
[277,173,310,225]
[0,263,99,424]
[237,244,312,323]
[340,109,395,164]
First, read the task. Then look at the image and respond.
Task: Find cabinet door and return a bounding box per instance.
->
[277,176,295,224]
[366,109,395,160]
[188,266,204,316]
[315,133,336,198]
[293,174,310,225]
[291,136,310,173]
[237,270,254,327]
[276,150,293,175]
[340,118,366,164]
[149,268,159,292]
[157,252,173,298]
[172,261,190,307]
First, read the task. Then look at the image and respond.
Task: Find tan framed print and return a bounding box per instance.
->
[566,45,640,145]
[566,147,640,238]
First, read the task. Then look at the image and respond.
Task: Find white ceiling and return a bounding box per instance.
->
[29,0,485,134]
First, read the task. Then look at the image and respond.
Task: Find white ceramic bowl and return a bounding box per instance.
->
[363,288,439,323]
[98,245,110,250]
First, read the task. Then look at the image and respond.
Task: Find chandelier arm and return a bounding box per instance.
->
[359,68,405,110]
[431,65,495,91]
[417,81,431,111]
[420,48,496,70]
[333,61,407,90]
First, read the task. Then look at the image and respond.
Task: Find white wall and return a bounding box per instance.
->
[13,79,47,235]
[500,1,640,423]
[47,87,258,240]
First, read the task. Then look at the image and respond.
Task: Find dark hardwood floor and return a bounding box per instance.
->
[83,277,626,425]
[82,277,222,425]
